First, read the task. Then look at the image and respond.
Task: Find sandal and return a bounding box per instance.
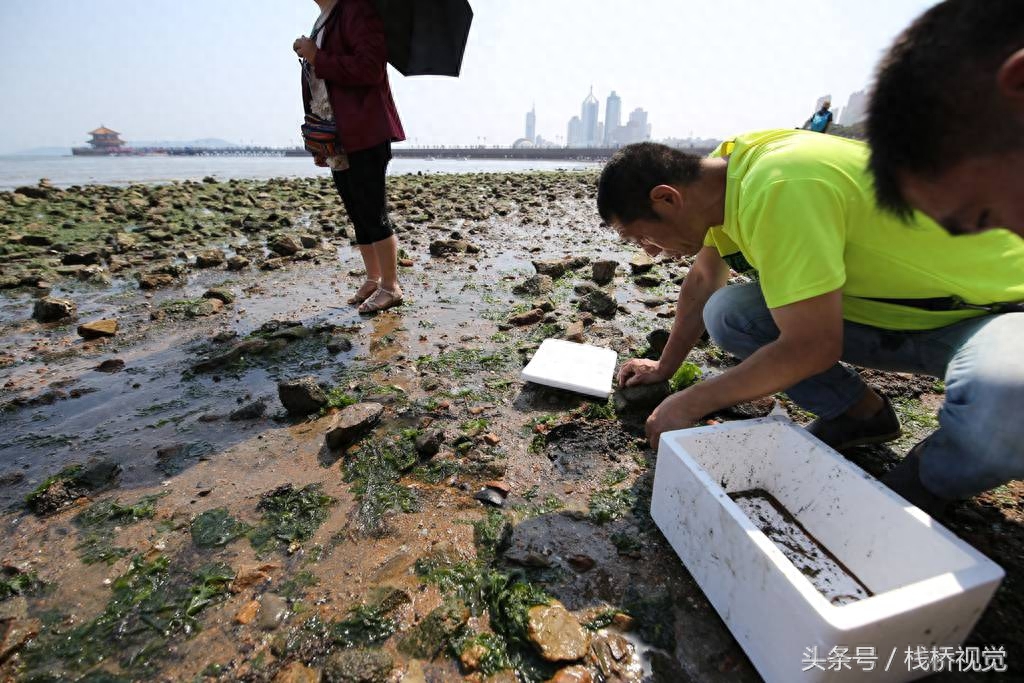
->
[347,278,381,305]
[358,287,404,314]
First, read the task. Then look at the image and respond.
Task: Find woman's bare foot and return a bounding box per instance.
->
[347,278,381,305]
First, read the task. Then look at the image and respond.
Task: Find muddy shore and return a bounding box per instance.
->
[0,172,1021,682]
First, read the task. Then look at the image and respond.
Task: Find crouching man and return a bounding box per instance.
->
[598,129,1024,515]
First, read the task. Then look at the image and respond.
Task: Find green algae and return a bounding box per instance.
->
[250,483,335,553]
[73,494,162,565]
[190,507,251,549]
[342,437,419,538]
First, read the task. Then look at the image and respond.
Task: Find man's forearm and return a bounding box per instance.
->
[657,255,728,374]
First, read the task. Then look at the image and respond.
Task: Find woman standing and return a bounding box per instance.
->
[294,0,406,313]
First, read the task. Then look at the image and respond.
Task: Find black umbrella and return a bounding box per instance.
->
[371,0,473,77]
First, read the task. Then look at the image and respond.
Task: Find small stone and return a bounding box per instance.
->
[629,253,655,274]
[429,239,469,256]
[230,563,279,593]
[578,291,617,319]
[646,329,671,357]
[195,249,226,268]
[61,251,100,266]
[19,234,52,247]
[325,402,384,450]
[203,287,235,304]
[566,554,596,572]
[474,487,505,507]
[613,382,672,413]
[258,593,290,631]
[277,376,329,416]
[77,319,118,339]
[574,282,598,296]
[235,599,261,625]
[299,234,320,249]
[634,274,662,288]
[550,665,594,683]
[532,259,568,279]
[591,259,618,285]
[414,429,444,458]
[513,274,554,296]
[139,273,176,289]
[564,321,585,343]
[327,334,353,353]
[230,401,266,421]
[398,257,415,267]
[274,662,321,683]
[268,234,301,256]
[323,648,393,683]
[32,297,76,323]
[509,308,545,327]
[588,633,642,682]
[527,602,590,662]
[534,299,555,313]
[227,255,250,271]
[95,358,125,373]
[482,433,501,446]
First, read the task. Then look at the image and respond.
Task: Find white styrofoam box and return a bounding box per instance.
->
[651,416,1004,683]
[520,338,617,398]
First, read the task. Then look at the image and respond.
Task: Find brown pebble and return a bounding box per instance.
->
[482,433,501,446]
[235,599,260,625]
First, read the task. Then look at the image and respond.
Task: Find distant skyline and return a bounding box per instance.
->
[0,0,940,154]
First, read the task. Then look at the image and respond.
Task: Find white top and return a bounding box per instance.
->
[305,1,348,170]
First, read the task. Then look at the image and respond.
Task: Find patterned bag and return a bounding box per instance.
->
[300,113,339,158]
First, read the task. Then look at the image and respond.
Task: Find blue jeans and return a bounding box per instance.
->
[703,282,1024,499]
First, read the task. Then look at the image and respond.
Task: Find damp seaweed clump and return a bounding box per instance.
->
[20,555,234,678]
[669,361,703,392]
[73,494,162,565]
[250,483,335,553]
[190,507,252,549]
[0,567,46,601]
[342,436,420,538]
[588,487,637,525]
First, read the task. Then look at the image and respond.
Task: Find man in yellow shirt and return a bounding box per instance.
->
[599,129,1024,514]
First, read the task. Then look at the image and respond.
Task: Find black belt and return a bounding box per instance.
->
[863,295,1024,314]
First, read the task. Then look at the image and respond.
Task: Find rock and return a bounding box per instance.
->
[482,433,501,446]
[591,260,618,285]
[139,273,176,289]
[550,666,594,683]
[268,234,301,256]
[258,593,290,631]
[613,382,672,413]
[509,308,545,327]
[323,648,393,683]
[398,257,415,267]
[414,429,444,458]
[429,239,469,256]
[77,319,118,339]
[193,339,270,373]
[721,396,776,420]
[111,232,137,251]
[32,297,76,323]
[474,487,506,507]
[278,377,329,416]
[629,253,655,274]
[274,662,321,683]
[566,554,596,572]
[527,602,590,662]
[634,274,662,288]
[235,599,260,625]
[578,291,617,319]
[299,234,320,249]
[230,563,279,593]
[13,185,49,199]
[564,321,585,343]
[513,274,554,296]
[532,259,568,279]
[0,617,41,665]
[398,602,470,659]
[60,251,100,266]
[325,402,384,450]
[534,300,555,313]
[195,249,226,268]
[227,255,250,271]
[327,334,353,354]
[646,329,671,357]
[574,283,598,296]
[230,401,266,421]
[587,633,643,683]
[19,234,52,247]
[269,325,311,341]
[95,358,125,373]
[203,287,235,304]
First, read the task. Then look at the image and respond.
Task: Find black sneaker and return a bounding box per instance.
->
[882,442,951,518]
[805,395,901,451]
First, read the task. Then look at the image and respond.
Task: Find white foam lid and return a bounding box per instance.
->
[520,338,618,398]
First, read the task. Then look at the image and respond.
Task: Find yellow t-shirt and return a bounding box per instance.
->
[703,129,1024,330]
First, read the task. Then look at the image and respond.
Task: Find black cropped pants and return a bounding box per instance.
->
[331,141,395,245]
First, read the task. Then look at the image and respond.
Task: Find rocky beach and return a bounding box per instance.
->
[0,171,1021,682]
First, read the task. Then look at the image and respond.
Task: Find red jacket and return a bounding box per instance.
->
[302,0,405,153]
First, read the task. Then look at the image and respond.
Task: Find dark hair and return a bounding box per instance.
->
[867,0,1024,219]
[597,142,702,224]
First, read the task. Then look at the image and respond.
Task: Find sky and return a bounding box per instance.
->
[0,0,940,153]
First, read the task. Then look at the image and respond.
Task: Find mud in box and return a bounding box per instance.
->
[651,416,1004,683]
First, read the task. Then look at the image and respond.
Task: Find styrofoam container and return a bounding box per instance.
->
[520,338,617,398]
[651,416,1004,683]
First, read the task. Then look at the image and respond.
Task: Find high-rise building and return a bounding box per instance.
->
[581,87,600,147]
[604,91,621,146]
[567,116,583,148]
[525,105,536,143]
[619,108,652,145]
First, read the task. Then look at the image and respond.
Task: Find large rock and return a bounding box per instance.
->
[322,648,393,683]
[61,251,100,266]
[527,601,590,662]
[325,402,384,450]
[32,297,76,322]
[591,260,618,285]
[202,287,235,304]
[513,274,553,296]
[139,273,176,290]
[195,249,226,268]
[77,319,118,339]
[429,239,470,256]
[278,377,329,416]
[226,255,250,271]
[268,234,301,256]
[613,382,672,413]
[578,291,617,319]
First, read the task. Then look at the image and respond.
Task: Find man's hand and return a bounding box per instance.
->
[293,36,318,64]
[617,358,672,387]
[645,389,706,447]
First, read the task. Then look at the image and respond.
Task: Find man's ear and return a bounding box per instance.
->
[648,184,681,210]
[997,48,1024,107]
